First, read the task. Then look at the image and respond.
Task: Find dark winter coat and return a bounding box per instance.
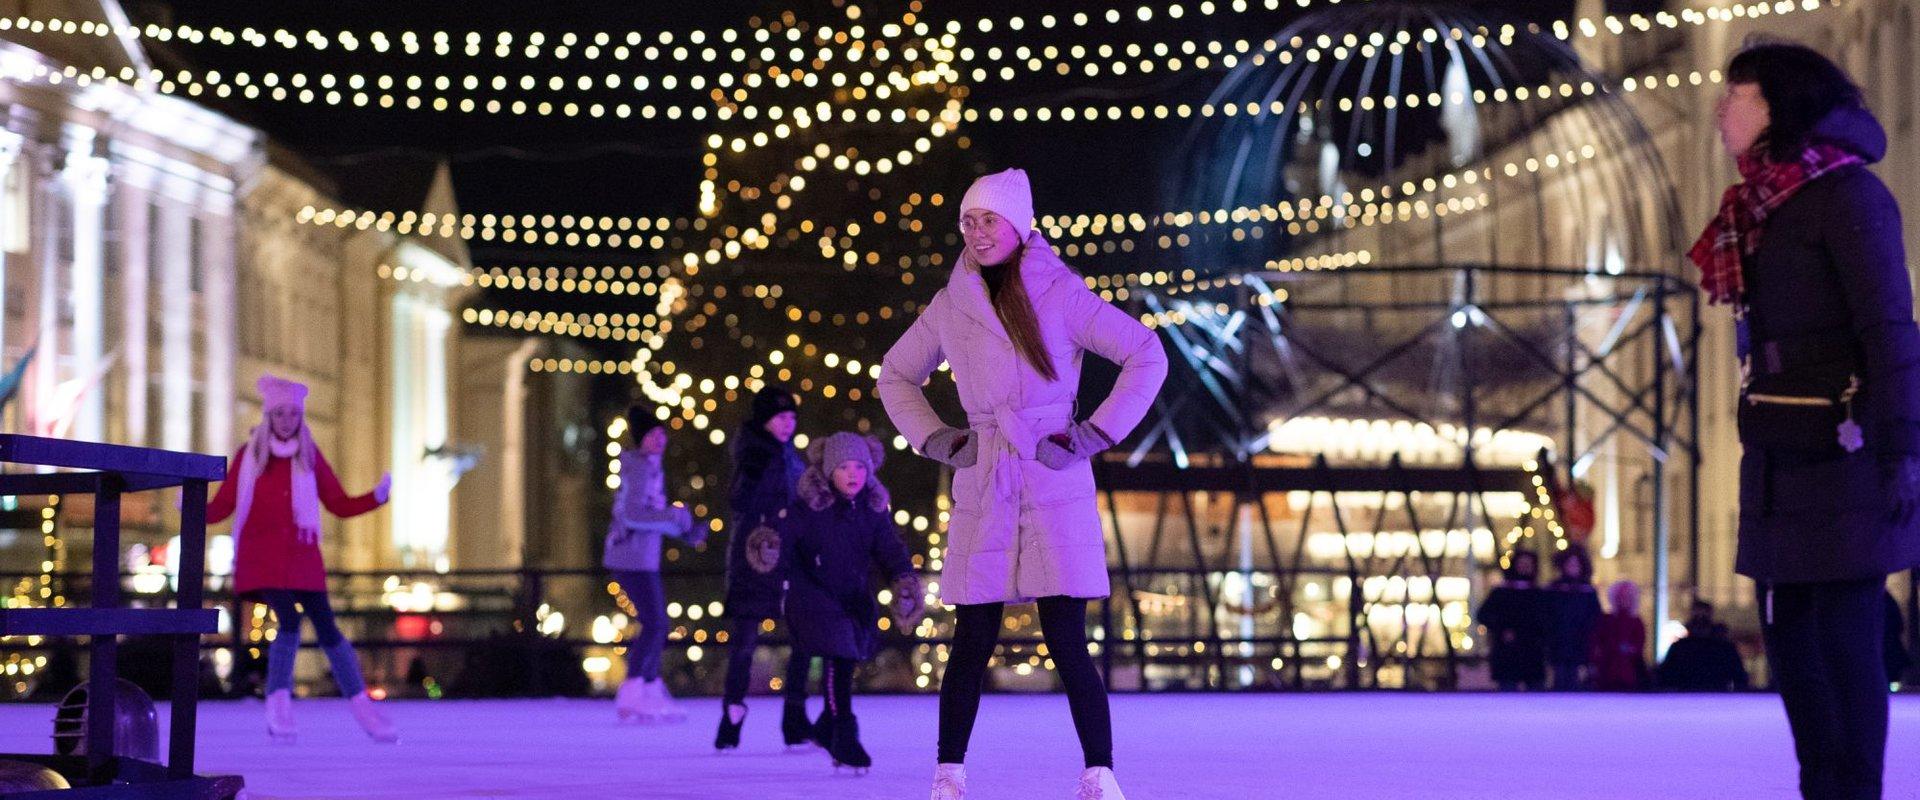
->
[1544,581,1603,667]
[777,478,915,661]
[1735,105,1920,584]
[1476,585,1549,685]
[724,426,806,619]
[1657,630,1749,691]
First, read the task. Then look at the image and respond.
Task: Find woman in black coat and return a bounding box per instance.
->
[1694,43,1920,800]
[778,432,923,770]
[1475,550,1549,691]
[715,384,817,750]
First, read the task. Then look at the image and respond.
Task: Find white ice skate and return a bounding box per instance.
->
[614,677,647,722]
[264,689,296,744]
[1075,767,1126,800]
[640,679,688,723]
[930,764,967,799]
[349,691,400,743]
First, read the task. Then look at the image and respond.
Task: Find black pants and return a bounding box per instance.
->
[821,656,856,717]
[722,616,814,706]
[937,596,1113,768]
[1759,578,1889,800]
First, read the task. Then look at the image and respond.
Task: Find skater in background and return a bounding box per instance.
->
[1589,580,1648,691]
[879,167,1167,800]
[1545,547,1603,690]
[1475,550,1548,691]
[716,384,819,750]
[604,403,706,723]
[206,374,397,743]
[1696,42,1920,798]
[1657,600,1749,691]
[777,432,924,772]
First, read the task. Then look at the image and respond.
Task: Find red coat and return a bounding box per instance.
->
[1589,613,1649,691]
[207,448,380,596]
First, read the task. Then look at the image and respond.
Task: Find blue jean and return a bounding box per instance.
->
[258,589,366,697]
[613,570,668,682]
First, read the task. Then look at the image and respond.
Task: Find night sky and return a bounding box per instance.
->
[132,0,1588,242]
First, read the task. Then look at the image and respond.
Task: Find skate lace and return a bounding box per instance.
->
[1076,771,1104,800]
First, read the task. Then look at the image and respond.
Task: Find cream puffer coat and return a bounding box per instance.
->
[878,231,1168,605]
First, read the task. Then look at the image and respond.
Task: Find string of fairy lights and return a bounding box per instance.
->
[2,0,1823,66]
[2,497,64,697]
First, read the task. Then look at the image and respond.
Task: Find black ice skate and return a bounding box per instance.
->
[781,699,816,749]
[827,712,871,774]
[714,704,746,751]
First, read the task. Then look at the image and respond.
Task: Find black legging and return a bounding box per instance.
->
[1759,578,1889,800]
[938,596,1112,768]
[822,656,856,716]
[722,615,815,706]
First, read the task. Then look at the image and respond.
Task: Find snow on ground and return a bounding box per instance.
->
[1,693,1916,799]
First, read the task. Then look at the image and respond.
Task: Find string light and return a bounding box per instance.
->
[6,57,965,123]
[0,1,1825,64]
[960,1,1829,84]
[462,307,660,343]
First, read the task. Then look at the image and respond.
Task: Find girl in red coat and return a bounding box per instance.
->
[1589,579,1650,692]
[207,374,397,743]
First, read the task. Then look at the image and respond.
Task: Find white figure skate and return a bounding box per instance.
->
[1075,767,1127,800]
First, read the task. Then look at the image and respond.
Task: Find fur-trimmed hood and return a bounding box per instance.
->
[796,433,890,512]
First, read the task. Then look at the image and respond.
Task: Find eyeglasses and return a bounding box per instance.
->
[959,213,1002,235]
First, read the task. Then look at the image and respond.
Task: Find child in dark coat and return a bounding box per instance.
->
[777,432,924,772]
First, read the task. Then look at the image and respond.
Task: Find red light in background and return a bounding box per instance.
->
[394,614,431,640]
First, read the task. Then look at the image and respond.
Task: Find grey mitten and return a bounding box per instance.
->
[1035,421,1115,471]
[922,427,979,469]
[892,573,926,629]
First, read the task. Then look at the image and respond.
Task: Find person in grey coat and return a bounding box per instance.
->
[1693,43,1920,800]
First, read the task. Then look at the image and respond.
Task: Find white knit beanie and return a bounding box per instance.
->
[960,168,1034,237]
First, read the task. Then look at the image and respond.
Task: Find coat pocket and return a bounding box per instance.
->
[1760,450,1884,514]
[1024,458,1096,508]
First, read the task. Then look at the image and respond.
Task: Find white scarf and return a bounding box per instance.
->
[231,423,322,544]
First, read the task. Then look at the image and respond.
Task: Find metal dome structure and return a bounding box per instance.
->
[1090,3,1700,689]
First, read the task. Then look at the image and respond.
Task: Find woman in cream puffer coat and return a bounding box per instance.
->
[879,167,1166,800]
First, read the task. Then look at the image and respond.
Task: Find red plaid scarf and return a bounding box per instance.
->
[1688,143,1864,305]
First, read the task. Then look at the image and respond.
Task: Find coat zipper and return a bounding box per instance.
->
[1744,393,1836,407]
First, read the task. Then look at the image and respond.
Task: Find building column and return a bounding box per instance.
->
[0,129,24,370]
[62,148,109,443]
[30,144,62,438]
[155,194,194,452]
[199,206,236,453]
[113,166,153,447]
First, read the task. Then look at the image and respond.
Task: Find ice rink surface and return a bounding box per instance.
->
[2,692,1917,799]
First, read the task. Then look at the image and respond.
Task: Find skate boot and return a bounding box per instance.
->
[827,712,871,774]
[781,699,815,748]
[1075,767,1127,800]
[930,763,968,799]
[714,704,747,750]
[348,691,400,744]
[810,708,833,749]
[643,679,687,723]
[264,689,296,744]
[614,677,647,722]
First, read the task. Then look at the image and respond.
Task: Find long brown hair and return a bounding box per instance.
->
[981,242,1059,382]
